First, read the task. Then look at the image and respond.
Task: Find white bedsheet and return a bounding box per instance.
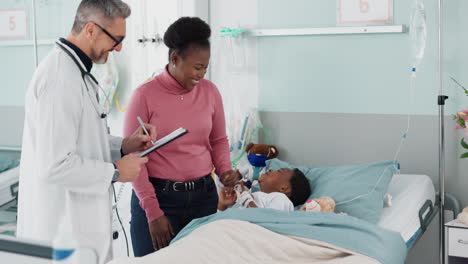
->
[109,220,379,264]
[378,174,435,244]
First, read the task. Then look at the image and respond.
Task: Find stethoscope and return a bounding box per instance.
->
[56,41,111,119]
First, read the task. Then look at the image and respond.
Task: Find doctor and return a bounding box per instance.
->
[17,1,154,263]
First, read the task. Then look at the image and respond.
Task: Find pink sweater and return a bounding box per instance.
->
[123,67,232,222]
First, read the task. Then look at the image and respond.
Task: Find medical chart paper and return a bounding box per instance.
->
[139,128,188,157]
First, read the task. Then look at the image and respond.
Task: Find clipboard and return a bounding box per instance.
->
[139,127,188,157]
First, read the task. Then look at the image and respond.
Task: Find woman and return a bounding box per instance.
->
[124,17,240,257]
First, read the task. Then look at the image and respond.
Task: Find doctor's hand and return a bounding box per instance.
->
[219,170,242,187]
[121,123,157,155]
[115,153,148,182]
[149,215,174,250]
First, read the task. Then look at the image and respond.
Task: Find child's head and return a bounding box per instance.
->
[258,168,311,206]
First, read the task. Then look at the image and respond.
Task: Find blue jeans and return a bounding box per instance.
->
[130,176,218,257]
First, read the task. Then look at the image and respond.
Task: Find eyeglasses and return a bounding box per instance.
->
[93,22,125,48]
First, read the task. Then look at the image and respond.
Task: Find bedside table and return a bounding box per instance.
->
[445,220,468,264]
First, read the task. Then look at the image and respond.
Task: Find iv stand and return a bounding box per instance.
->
[438,0,448,263]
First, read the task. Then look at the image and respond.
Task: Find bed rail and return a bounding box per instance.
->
[409,193,460,250]
[419,199,436,232]
[419,193,460,233]
[0,146,21,152]
[440,192,461,217]
[407,200,440,249]
[417,192,460,234]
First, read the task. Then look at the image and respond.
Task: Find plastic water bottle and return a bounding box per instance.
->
[52,215,77,264]
[409,0,427,78]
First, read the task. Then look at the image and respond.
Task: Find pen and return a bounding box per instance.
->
[137,116,155,145]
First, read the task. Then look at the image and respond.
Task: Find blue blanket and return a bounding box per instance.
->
[173,208,407,264]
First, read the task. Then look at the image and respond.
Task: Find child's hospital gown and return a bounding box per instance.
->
[233,191,294,211]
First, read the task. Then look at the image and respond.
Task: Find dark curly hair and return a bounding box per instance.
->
[163,16,211,60]
[289,169,312,206]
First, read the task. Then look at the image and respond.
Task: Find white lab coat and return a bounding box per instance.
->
[17,41,122,264]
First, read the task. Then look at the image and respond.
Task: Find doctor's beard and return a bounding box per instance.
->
[91,48,111,64]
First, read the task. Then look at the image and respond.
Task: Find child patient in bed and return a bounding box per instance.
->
[217,168,311,212]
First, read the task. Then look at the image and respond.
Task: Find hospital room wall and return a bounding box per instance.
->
[257,0,468,115]
[210,0,468,207]
[207,0,259,148]
[0,0,81,153]
[0,0,208,149]
[255,0,468,212]
[254,1,468,264]
[211,1,468,264]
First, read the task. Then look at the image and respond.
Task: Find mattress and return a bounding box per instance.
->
[377,174,435,247]
[0,166,19,208]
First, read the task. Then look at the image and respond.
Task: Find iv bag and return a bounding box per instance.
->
[409,0,427,71]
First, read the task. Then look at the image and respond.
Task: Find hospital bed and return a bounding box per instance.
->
[380,174,459,251]
[0,166,19,210]
[378,173,437,249]
[0,156,20,237]
[108,170,445,264]
[0,152,19,208]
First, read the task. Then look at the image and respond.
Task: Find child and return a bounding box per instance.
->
[218,168,311,212]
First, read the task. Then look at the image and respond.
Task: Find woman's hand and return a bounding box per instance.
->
[218,187,237,211]
[148,215,174,250]
[219,170,242,186]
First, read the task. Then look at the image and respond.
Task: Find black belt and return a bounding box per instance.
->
[149,174,212,192]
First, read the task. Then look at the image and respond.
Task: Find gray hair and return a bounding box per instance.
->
[72,0,131,33]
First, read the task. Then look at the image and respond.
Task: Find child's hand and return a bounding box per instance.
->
[218,187,237,211]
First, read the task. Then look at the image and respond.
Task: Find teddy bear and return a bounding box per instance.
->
[238,143,279,182]
[299,196,336,212]
[457,207,468,225]
[245,143,279,162]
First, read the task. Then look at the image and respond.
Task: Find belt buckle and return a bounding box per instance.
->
[173,182,183,191]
